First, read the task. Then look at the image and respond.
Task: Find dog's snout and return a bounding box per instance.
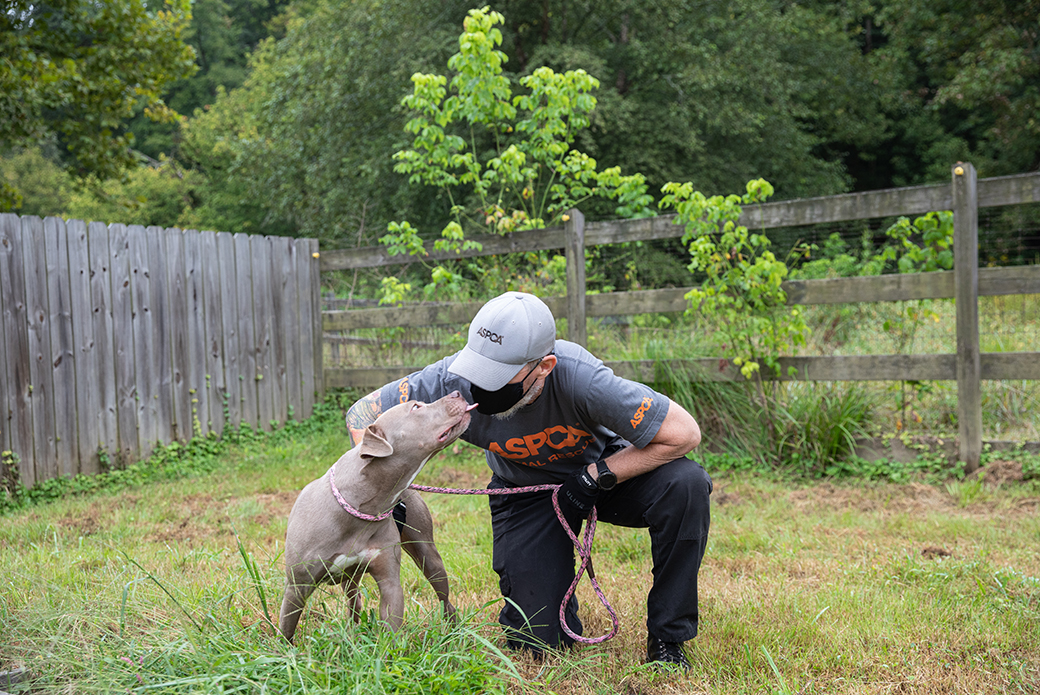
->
[447,390,461,399]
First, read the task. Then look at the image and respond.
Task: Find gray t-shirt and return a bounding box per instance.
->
[378,340,670,486]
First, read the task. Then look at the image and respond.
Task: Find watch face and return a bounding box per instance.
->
[596,459,617,489]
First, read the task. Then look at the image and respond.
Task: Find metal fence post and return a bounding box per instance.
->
[952,162,981,473]
[564,209,586,347]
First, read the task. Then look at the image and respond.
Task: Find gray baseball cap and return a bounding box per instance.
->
[448,292,557,390]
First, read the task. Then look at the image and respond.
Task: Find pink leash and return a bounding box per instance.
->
[327,462,620,644]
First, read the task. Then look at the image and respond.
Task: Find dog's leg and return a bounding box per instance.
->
[398,490,458,622]
[278,578,317,644]
[367,547,405,631]
[341,573,363,622]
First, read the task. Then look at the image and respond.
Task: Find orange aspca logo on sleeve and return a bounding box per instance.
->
[488,424,593,462]
[630,396,653,429]
[397,378,410,404]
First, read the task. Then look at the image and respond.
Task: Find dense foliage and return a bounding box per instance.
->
[2,0,1037,257]
[0,0,196,209]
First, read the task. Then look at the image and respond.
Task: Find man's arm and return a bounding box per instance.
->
[592,398,701,484]
[345,389,383,447]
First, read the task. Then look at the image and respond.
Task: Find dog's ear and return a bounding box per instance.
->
[359,424,394,460]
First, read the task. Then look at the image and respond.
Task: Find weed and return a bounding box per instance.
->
[944,477,987,507]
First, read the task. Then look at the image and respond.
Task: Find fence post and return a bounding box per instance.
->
[310,239,324,402]
[564,209,586,347]
[952,162,981,474]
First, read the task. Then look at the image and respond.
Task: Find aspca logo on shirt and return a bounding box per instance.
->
[397,378,410,404]
[477,327,504,345]
[630,396,653,429]
[489,424,592,462]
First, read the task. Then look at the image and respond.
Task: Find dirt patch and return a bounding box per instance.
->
[58,509,102,536]
[788,482,956,515]
[970,459,1024,487]
[921,546,952,559]
[712,485,742,507]
[254,491,298,515]
[244,491,298,527]
[787,479,1040,519]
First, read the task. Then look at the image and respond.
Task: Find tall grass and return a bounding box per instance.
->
[652,357,874,476]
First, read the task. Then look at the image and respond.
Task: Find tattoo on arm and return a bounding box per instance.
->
[346,390,382,447]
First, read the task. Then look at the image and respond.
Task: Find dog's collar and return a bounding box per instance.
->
[328,461,395,522]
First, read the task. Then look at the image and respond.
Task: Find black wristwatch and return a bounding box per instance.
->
[595,459,617,490]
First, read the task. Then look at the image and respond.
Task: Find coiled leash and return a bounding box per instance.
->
[409,481,620,645]
[328,462,620,644]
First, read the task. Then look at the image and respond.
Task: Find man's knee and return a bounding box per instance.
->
[660,457,712,500]
[645,458,711,538]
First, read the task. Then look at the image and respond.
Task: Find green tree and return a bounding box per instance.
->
[491,0,884,200]
[385,8,652,249]
[127,0,294,159]
[0,0,197,210]
[182,0,470,243]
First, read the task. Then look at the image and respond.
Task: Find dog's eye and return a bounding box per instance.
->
[411,403,421,411]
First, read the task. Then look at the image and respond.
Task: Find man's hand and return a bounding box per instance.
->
[558,465,600,529]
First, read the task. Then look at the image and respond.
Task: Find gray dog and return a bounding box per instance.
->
[278,391,475,643]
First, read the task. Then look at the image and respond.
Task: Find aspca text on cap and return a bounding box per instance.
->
[477,327,504,345]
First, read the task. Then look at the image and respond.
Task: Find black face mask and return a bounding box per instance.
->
[471,362,539,415]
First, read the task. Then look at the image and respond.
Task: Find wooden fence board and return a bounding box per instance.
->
[587,288,688,316]
[184,230,208,437]
[978,265,1040,296]
[323,265,1039,334]
[981,353,1040,380]
[87,222,117,462]
[0,214,33,485]
[217,232,241,428]
[147,226,174,448]
[234,233,258,429]
[3,217,325,483]
[325,352,1040,390]
[276,238,301,421]
[318,172,1040,272]
[0,219,8,457]
[22,216,56,482]
[296,239,317,419]
[66,219,97,474]
[324,295,568,331]
[166,229,190,441]
[252,235,275,430]
[268,236,288,426]
[128,225,159,458]
[44,217,77,476]
[201,231,226,434]
[977,172,1040,208]
[110,224,137,463]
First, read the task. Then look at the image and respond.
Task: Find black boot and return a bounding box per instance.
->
[647,633,691,672]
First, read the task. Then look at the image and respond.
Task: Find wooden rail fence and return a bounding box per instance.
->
[0,216,323,487]
[322,164,1040,472]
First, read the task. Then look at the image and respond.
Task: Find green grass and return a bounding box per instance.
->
[2,400,1040,693]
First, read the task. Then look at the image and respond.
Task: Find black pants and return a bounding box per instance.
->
[488,456,712,650]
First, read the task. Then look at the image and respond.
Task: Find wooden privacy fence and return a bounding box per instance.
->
[321,164,1040,471]
[0,215,323,488]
